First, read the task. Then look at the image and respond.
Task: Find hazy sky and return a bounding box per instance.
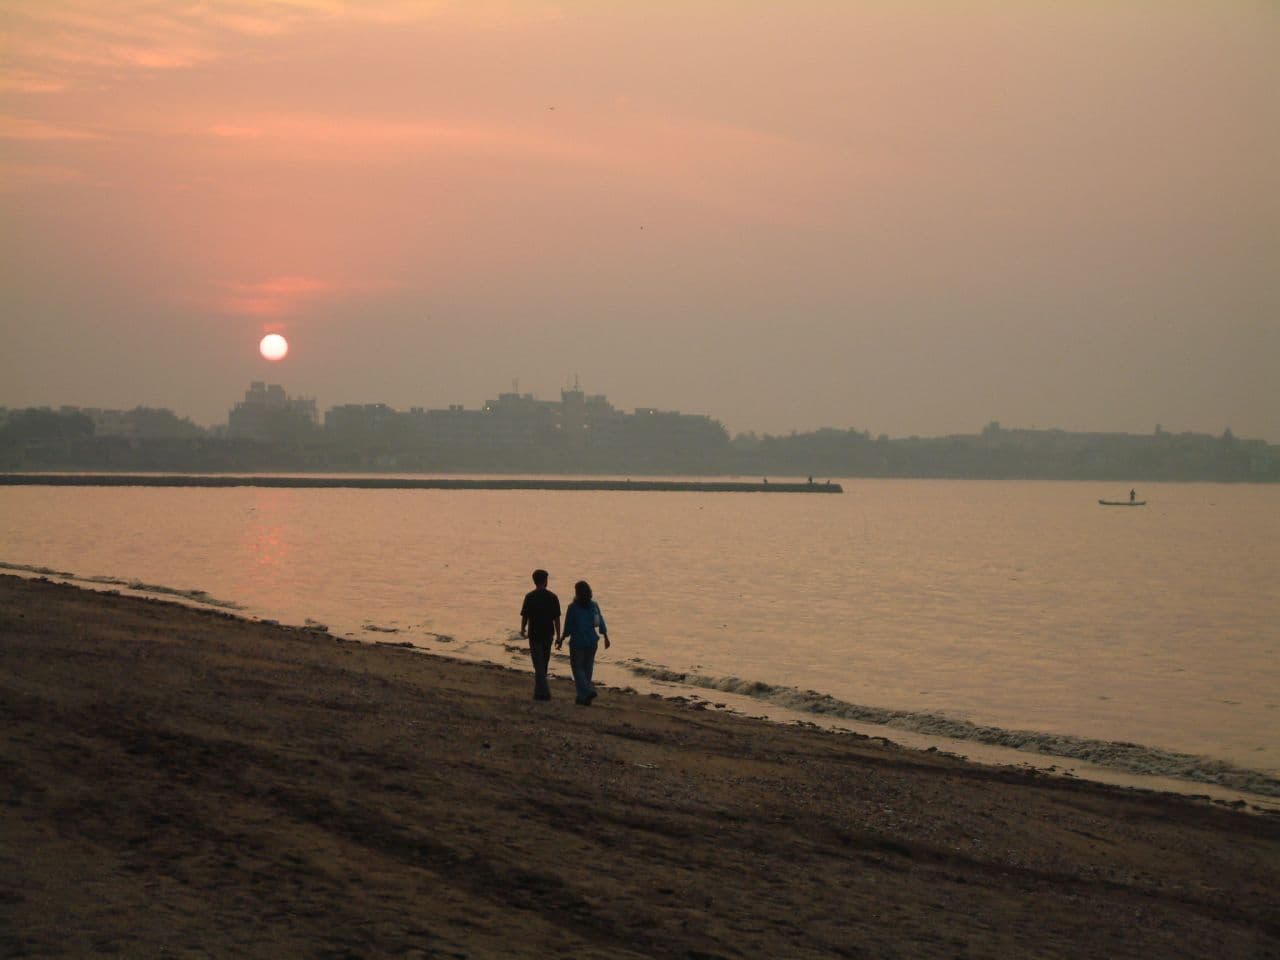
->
[3,1,1277,439]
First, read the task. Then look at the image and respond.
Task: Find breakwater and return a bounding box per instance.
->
[0,474,842,493]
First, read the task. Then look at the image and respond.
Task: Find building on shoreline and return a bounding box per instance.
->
[4,388,1276,480]
[320,383,728,459]
[228,382,319,442]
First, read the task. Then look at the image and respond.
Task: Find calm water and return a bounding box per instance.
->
[3,480,1278,794]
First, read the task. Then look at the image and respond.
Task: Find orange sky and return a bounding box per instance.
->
[2,1,1277,439]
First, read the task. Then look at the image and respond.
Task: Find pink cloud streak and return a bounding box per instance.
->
[222,275,335,318]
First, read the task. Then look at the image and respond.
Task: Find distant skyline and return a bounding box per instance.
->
[3,1,1277,441]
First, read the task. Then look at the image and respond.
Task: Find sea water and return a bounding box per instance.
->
[3,479,1277,798]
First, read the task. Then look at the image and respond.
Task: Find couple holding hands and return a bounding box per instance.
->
[519,570,610,705]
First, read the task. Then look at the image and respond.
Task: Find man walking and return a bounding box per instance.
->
[519,569,561,701]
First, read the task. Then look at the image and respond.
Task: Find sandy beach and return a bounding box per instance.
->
[2,574,1277,958]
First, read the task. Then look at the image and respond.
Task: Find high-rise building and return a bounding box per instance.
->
[228,382,318,441]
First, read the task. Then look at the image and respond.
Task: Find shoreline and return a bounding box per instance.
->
[3,574,1278,957]
[5,561,1276,809]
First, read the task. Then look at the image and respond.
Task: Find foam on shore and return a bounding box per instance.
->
[8,558,1274,799]
[0,562,244,610]
[620,659,1280,797]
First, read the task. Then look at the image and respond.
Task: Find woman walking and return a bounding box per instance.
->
[558,580,610,705]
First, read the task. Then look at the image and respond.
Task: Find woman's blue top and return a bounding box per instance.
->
[563,600,607,649]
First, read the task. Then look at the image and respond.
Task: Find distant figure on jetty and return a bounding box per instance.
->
[520,569,561,701]
[558,580,610,706]
[1130,488,1137,503]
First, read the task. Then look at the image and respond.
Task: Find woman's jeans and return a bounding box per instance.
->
[569,643,597,702]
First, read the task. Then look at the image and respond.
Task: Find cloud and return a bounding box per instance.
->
[185,105,831,227]
[197,110,588,160]
[1,1,557,93]
[222,275,335,317]
[235,1,560,29]
[3,5,220,74]
[0,69,68,94]
[0,162,87,190]
[207,123,266,139]
[0,115,103,141]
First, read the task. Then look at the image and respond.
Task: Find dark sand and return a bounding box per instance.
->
[2,575,1277,958]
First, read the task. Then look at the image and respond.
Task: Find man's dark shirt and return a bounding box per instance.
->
[521,588,561,641]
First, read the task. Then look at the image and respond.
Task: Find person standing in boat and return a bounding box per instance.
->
[558,580,610,706]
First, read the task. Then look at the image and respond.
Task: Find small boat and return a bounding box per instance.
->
[1098,499,1146,506]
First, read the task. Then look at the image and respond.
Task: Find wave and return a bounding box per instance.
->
[0,561,244,611]
[620,659,1280,798]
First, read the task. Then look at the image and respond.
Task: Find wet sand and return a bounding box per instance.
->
[2,575,1277,958]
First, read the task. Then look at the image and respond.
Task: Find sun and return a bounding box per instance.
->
[259,333,289,362]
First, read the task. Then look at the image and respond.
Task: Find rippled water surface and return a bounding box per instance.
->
[3,479,1277,785]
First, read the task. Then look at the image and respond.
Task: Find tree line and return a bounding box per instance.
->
[1,407,1275,481]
